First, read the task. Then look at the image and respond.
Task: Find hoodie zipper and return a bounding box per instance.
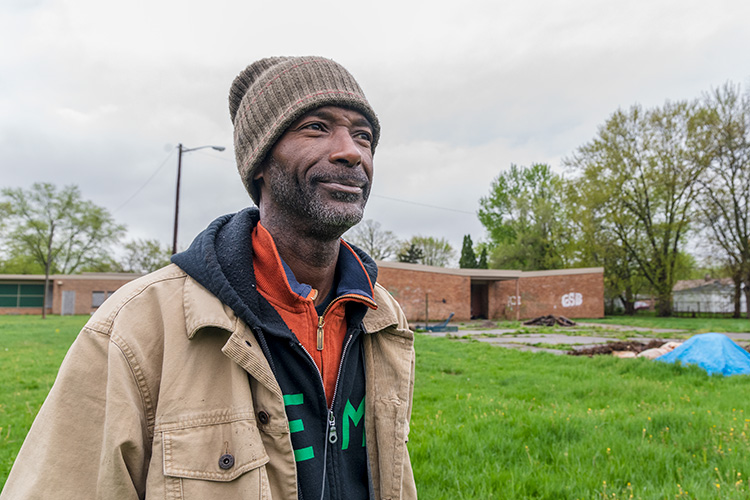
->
[316,294,377,351]
[301,297,373,500]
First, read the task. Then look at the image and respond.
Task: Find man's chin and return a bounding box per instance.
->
[305,201,365,239]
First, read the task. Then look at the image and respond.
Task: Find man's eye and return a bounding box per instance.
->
[305,122,324,131]
[355,131,372,142]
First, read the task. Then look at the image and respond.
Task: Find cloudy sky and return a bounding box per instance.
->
[2,0,749,264]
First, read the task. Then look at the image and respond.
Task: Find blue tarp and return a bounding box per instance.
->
[657,333,750,376]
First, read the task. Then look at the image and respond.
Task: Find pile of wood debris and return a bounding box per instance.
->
[523,315,576,327]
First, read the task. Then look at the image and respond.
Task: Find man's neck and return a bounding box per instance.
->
[259,217,340,307]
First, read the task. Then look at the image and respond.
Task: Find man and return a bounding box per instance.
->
[2,56,417,499]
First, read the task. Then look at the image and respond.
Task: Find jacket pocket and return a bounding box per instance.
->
[161,418,271,499]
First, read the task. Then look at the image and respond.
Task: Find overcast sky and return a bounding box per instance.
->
[2,0,749,265]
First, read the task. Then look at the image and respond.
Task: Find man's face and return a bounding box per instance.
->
[256,106,374,239]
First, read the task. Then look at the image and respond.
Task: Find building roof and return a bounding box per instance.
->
[673,277,735,292]
[376,261,603,281]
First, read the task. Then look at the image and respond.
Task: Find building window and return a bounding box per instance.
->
[92,291,115,308]
[92,291,105,308]
[0,284,45,308]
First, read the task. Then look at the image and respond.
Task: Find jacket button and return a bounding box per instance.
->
[258,410,270,425]
[219,453,235,470]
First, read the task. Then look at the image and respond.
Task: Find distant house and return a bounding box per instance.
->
[672,277,747,315]
[0,273,141,316]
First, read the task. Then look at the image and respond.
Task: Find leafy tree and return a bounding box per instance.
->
[565,101,712,316]
[565,173,650,314]
[478,163,567,270]
[121,239,172,274]
[345,219,399,260]
[0,253,46,274]
[397,243,423,264]
[459,235,478,268]
[696,82,750,318]
[1,183,125,318]
[406,236,456,267]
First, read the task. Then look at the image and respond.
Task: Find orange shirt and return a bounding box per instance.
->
[251,222,376,406]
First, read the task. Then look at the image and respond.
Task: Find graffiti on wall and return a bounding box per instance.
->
[507,295,521,307]
[561,292,583,308]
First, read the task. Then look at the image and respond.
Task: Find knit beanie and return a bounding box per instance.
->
[229,56,380,204]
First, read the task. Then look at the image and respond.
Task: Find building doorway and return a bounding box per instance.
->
[61,290,76,316]
[471,283,489,319]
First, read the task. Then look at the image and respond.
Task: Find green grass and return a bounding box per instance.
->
[0,315,86,487]
[411,334,750,499]
[2,316,750,498]
[577,315,750,333]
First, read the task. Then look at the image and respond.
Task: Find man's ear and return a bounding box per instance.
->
[253,160,268,202]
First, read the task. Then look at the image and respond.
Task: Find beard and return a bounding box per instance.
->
[264,159,371,240]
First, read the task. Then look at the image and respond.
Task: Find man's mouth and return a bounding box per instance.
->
[319,181,364,194]
[314,175,368,195]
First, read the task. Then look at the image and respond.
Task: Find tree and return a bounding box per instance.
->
[565,173,651,314]
[459,235,478,268]
[477,247,488,269]
[1,183,126,318]
[696,82,750,318]
[478,163,568,270]
[565,100,712,316]
[345,219,399,260]
[397,243,423,264]
[121,239,172,274]
[400,236,455,267]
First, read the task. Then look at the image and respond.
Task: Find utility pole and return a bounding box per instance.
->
[172,143,225,255]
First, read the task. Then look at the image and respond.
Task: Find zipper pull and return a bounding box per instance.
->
[327,409,338,444]
[317,316,324,351]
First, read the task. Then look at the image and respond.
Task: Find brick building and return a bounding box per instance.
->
[376,262,604,322]
[0,273,141,316]
[1,264,604,321]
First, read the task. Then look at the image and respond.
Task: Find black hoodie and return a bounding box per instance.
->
[172,208,376,500]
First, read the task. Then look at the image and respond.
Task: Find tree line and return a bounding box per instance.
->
[3,83,747,318]
[479,82,750,317]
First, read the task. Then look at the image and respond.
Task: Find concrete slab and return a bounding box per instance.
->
[421,327,750,353]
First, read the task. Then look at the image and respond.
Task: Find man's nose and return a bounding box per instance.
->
[328,129,362,167]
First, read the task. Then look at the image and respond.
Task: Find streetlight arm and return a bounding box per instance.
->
[182,145,225,153]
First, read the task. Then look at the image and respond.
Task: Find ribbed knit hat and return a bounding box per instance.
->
[229,56,380,204]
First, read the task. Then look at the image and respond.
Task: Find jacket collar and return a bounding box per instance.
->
[182,275,238,339]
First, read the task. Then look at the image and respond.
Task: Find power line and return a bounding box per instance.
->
[371,194,476,215]
[113,150,175,214]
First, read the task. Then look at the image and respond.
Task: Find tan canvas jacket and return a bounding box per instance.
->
[2,265,417,500]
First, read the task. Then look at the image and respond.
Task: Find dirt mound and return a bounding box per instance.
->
[569,340,666,357]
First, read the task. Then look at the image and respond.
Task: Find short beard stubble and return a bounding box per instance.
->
[264,158,370,241]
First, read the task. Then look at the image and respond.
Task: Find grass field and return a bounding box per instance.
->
[577,314,750,334]
[0,315,84,488]
[2,315,750,498]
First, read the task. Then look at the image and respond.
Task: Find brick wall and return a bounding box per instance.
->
[376,264,604,322]
[0,307,45,315]
[52,277,139,315]
[376,267,470,322]
[516,271,604,319]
